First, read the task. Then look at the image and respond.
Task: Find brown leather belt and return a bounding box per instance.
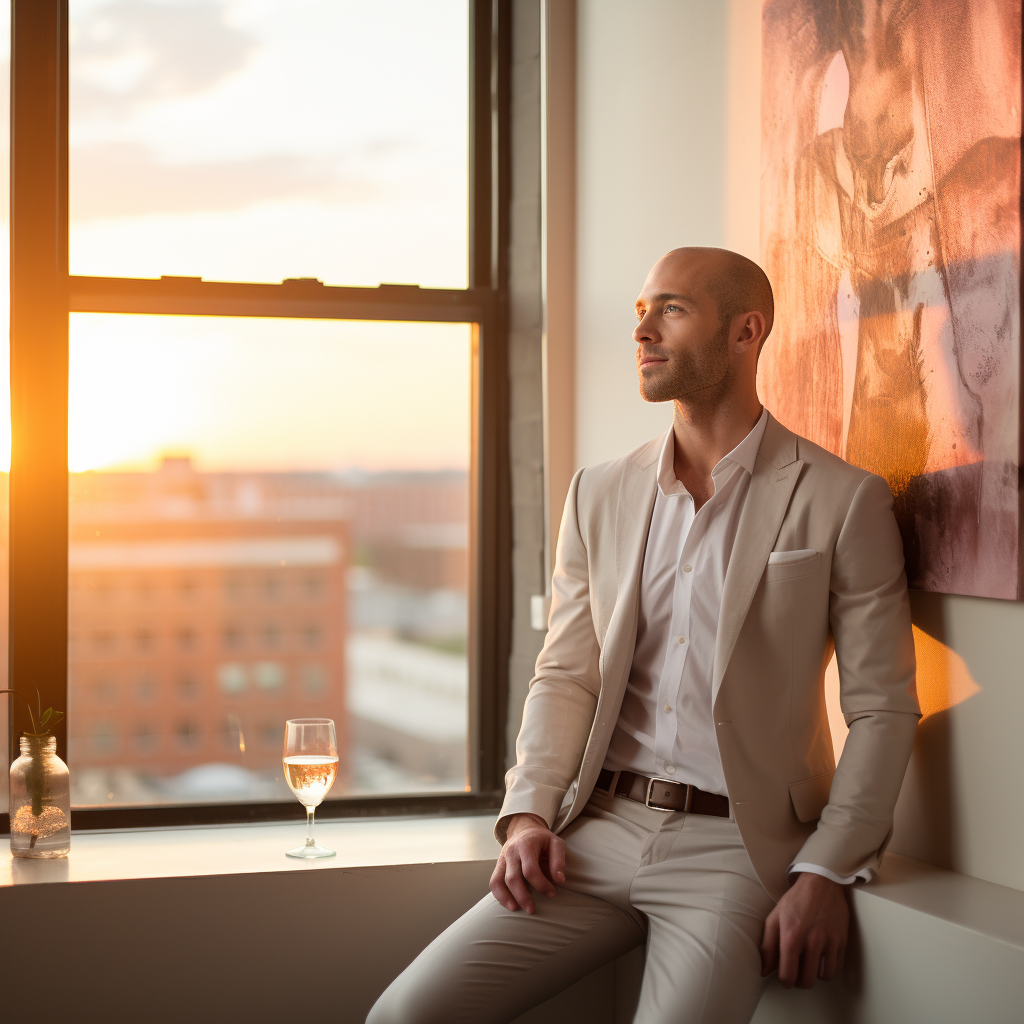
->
[596,768,730,817]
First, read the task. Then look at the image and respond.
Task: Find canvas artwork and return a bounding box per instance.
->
[759,0,1022,599]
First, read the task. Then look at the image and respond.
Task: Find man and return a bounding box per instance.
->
[368,248,919,1024]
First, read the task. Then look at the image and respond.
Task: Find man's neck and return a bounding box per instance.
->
[670,397,764,500]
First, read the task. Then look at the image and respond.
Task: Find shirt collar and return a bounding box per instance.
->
[657,407,768,497]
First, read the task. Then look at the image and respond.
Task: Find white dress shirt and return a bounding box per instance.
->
[602,408,868,885]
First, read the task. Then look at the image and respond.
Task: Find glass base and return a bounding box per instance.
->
[285,842,336,859]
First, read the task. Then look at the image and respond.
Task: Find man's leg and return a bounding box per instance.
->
[366,799,652,1024]
[629,811,776,1024]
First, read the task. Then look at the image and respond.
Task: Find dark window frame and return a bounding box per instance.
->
[3,0,511,832]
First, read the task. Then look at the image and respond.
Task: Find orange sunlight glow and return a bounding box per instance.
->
[68,313,472,474]
[824,625,981,760]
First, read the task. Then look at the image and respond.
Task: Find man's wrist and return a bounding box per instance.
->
[505,812,550,840]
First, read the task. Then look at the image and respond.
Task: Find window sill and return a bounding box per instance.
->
[0,812,499,888]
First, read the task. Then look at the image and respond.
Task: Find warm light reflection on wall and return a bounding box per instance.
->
[910,624,981,719]
[824,625,980,760]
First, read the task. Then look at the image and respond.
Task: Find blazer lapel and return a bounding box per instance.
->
[599,437,660,691]
[712,414,803,706]
[562,436,659,822]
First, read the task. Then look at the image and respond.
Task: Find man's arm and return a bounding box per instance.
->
[762,473,920,987]
[495,468,603,843]
[794,472,920,876]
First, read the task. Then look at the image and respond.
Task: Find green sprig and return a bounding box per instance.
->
[1,687,65,818]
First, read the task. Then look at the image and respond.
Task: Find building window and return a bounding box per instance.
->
[301,664,328,697]
[254,662,285,692]
[217,664,247,695]
[175,720,202,751]
[177,674,202,703]
[134,723,157,754]
[176,626,198,652]
[134,627,155,654]
[134,674,158,703]
[93,721,118,753]
[94,680,118,706]
[221,625,243,651]
[92,630,115,655]
[8,0,509,829]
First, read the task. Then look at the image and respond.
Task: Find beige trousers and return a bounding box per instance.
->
[367,789,777,1024]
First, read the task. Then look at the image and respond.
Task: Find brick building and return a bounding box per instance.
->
[66,461,350,792]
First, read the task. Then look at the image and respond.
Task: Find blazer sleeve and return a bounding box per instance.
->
[495,467,602,843]
[792,473,921,876]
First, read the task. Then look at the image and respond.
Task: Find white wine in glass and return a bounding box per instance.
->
[283,718,338,859]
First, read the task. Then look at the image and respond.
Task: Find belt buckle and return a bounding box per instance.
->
[645,776,689,812]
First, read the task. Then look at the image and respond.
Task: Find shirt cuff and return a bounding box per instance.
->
[788,861,874,885]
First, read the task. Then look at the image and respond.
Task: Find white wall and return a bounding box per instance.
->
[573,0,1024,892]
[575,0,728,467]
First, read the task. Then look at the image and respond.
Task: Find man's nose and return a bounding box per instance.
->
[634,314,656,344]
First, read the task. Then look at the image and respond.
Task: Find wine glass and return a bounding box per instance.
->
[283,718,338,859]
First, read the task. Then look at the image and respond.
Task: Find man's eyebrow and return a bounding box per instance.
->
[637,292,697,306]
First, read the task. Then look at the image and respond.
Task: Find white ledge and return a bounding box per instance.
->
[0,812,499,888]
[860,852,1024,949]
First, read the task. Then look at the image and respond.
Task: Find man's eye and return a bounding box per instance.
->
[664,304,680,313]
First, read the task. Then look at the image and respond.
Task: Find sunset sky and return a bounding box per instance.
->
[0,0,473,474]
[68,313,472,473]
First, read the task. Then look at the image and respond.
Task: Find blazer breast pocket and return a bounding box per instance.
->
[764,549,821,583]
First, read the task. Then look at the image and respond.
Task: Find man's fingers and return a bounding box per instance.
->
[520,849,556,898]
[504,868,536,914]
[796,934,825,989]
[819,941,839,982]
[488,858,520,912]
[760,912,780,977]
[776,926,802,988]
[547,836,567,886]
[491,826,565,914]
[489,876,519,912]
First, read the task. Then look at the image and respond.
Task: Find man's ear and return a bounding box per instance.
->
[735,311,767,355]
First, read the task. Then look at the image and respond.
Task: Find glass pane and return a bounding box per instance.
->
[0,3,9,813]
[68,314,471,807]
[69,0,470,289]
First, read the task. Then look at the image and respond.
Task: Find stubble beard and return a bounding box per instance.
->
[638,319,732,408]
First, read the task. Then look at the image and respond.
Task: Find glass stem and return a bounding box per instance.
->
[305,805,316,847]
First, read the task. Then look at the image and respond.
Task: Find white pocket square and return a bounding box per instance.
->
[767,548,818,565]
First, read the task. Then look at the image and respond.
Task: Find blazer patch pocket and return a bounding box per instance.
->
[789,769,835,822]
[764,549,821,582]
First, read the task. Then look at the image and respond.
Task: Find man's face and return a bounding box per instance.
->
[633,254,731,405]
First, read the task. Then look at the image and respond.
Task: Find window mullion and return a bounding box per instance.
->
[8,0,70,765]
[68,276,494,325]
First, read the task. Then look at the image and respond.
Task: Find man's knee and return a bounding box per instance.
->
[365,979,440,1024]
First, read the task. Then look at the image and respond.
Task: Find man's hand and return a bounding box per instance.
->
[489,813,567,914]
[760,872,850,988]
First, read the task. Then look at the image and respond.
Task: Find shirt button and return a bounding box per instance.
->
[683,564,692,572]
[663,704,672,713]
[665,765,676,775]
[676,636,686,645]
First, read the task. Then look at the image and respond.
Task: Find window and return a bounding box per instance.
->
[6,1,510,830]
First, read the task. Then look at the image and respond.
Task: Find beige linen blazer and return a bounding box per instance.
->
[499,413,920,902]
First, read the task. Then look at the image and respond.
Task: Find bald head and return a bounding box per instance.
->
[660,247,774,346]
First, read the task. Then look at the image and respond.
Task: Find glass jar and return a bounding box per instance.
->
[9,736,71,858]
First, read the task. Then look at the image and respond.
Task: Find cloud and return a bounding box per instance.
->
[70,141,388,220]
[71,0,257,115]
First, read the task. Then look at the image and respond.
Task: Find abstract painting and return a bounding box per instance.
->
[759,0,1022,599]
